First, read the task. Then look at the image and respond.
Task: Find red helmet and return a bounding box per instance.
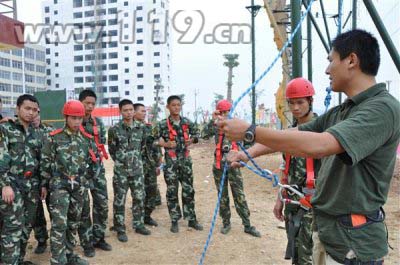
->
[216,99,232,112]
[63,100,85,117]
[286,78,315,99]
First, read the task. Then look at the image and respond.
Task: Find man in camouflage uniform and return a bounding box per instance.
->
[133,103,162,227]
[41,100,97,265]
[32,111,54,254]
[108,99,151,242]
[77,90,111,258]
[153,95,203,233]
[202,99,261,237]
[0,94,42,265]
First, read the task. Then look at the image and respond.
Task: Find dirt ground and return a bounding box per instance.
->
[26,141,400,264]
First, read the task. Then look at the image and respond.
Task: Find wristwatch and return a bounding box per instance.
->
[244,124,256,144]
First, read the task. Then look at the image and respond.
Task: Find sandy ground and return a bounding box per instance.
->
[25,141,400,264]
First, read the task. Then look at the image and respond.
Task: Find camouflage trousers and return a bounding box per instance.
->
[112,171,145,232]
[144,164,159,217]
[0,185,39,265]
[33,192,50,244]
[48,185,84,265]
[78,166,109,247]
[163,157,197,222]
[284,207,313,265]
[213,166,251,227]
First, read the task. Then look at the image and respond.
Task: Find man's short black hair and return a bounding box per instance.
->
[133,103,145,111]
[17,94,39,107]
[332,29,380,76]
[79,89,97,102]
[119,99,134,110]
[167,95,181,105]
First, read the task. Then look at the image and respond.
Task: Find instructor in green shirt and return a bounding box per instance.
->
[221,29,400,264]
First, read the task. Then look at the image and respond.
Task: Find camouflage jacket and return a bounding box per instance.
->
[34,123,54,186]
[0,119,41,189]
[108,120,146,176]
[40,126,98,189]
[142,122,162,167]
[153,116,199,162]
[82,116,106,144]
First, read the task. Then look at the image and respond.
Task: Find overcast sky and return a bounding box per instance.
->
[14,0,400,120]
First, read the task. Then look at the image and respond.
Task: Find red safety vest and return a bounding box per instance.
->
[87,117,108,160]
[50,127,97,163]
[284,154,315,209]
[166,118,190,158]
[215,132,238,169]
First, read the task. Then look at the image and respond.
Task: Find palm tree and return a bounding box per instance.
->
[223,54,239,101]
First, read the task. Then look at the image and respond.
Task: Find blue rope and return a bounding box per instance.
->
[198,1,315,264]
[198,163,229,265]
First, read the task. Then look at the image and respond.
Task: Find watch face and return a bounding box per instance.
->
[244,132,254,142]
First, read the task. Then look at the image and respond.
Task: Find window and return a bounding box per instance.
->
[86,76,94,83]
[12,60,22,69]
[25,74,35,83]
[108,30,118,36]
[26,86,36,94]
[36,50,45,61]
[97,86,107,93]
[154,63,160,68]
[137,6,143,10]
[74,66,84,72]
[124,57,129,62]
[154,74,161,79]
[74,77,83,83]
[46,48,50,55]
[37,76,46,85]
[85,54,95,61]
[137,40,143,44]
[137,85,144,90]
[74,55,83,62]
[84,0,94,6]
[137,73,143,78]
[109,52,118,59]
[25,62,35,72]
[12,49,22,56]
[124,24,129,28]
[54,10,58,15]
[154,52,160,56]
[85,43,95,50]
[124,13,128,17]
[137,62,143,67]
[136,28,143,33]
[13,85,23,93]
[36,65,46,73]
[55,52,59,57]
[108,8,117,14]
[96,0,106,4]
[46,59,51,65]
[85,10,94,17]
[137,97,144,101]
[124,46,129,51]
[109,75,118,81]
[97,9,106,16]
[55,63,59,67]
[109,64,118,70]
[25,47,35,60]
[74,44,83,51]
[110,86,118,92]
[153,41,161,45]
[85,65,92,72]
[124,1,128,6]
[136,17,143,22]
[73,0,82,8]
[45,6,50,13]
[54,0,58,4]
[12,72,22,81]
[125,91,130,95]
[47,79,51,86]
[137,51,143,56]
[108,0,117,3]
[125,80,129,84]
[0,83,11,92]
[0,58,10,67]
[125,68,129,73]
[109,42,118,48]
[0,70,11,80]
[55,73,59,78]
[108,19,118,26]
[111,97,120,104]
[46,69,51,75]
